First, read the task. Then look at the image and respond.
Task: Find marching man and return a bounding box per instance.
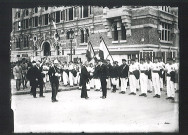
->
[138,58,148,97]
[129,59,138,95]
[165,58,176,101]
[151,57,161,98]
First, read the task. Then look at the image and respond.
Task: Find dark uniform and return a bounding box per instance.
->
[111,62,119,92]
[99,61,108,98]
[119,59,129,94]
[106,61,113,90]
[79,65,90,99]
[27,63,44,98]
[48,65,60,102]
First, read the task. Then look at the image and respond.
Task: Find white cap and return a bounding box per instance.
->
[54,59,59,64]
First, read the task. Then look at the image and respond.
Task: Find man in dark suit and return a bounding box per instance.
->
[111,61,119,93]
[48,59,61,102]
[36,61,45,97]
[27,61,40,98]
[79,61,90,99]
[98,59,108,99]
[119,59,129,94]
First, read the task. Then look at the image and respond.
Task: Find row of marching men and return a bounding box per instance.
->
[83,57,179,101]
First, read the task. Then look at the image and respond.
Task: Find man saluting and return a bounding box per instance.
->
[79,61,90,99]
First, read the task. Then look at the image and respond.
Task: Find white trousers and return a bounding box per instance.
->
[166,77,175,98]
[106,78,111,89]
[140,73,148,94]
[120,78,128,92]
[94,78,101,90]
[63,71,68,85]
[152,73,161,95]
[160,77,163,89]
[147,79,153,91]
[111,78,119,86]
[129,75,137,93]
[69,72,74,86]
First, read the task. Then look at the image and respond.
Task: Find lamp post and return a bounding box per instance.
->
[69,29,74,62]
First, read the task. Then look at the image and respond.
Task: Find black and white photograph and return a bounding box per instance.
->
[9,5,179,133]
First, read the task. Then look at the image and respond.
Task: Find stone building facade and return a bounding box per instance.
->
[10,6,179,63]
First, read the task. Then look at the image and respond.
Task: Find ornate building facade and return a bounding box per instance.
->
[11,6,179,63]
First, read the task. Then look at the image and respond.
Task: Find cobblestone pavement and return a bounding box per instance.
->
[12,84,179,133]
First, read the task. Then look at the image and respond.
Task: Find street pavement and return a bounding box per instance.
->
[12,83,179,133]
[11,79,79,95]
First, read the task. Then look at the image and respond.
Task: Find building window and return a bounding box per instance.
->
[80,29,84,43]
[45,6,48,11]
[34,7,38,13]
[83,6,88,18]
[56,11,60,23]
[16,38,21,48]
[34,16,38,27]
[80,6,89,18]
[160,6,170,13]
[113,25,118,41]
[85,29,89,43]
[69,8,73,21]
[61,10,65,21]
[160,22,171,41]
[44,14,49,25]
[17,21,21,30]
[121,24,126,40]
[23,36,29,48]
[25,10,29,16]
[16,12,20,18]
[25,19,29,29]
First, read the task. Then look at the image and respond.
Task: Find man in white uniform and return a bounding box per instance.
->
[139,58,148,97]
[146,58,153,93]
[165,58,176,101]
[151,57,161,98]
[68,61,74,87]
[158,57,165,91]
[129,59,138,95]
[135,58,140,91]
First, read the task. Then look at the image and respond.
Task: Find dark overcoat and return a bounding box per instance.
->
[79,66,90,86]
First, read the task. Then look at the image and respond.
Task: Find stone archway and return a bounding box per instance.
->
[43,42,51,56]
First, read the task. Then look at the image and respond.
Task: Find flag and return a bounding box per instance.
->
[99,37,114,62]
[86,41,95,62]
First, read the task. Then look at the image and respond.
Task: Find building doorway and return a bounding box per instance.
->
[43,42,51,56]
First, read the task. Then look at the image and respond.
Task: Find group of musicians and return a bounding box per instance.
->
[14,56,179,103]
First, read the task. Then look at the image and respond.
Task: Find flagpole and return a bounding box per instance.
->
[99,36,114,62]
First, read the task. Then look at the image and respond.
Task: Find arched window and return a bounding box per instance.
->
[16,38,21,48]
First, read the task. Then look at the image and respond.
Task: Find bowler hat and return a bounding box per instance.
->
[122,59,126,62]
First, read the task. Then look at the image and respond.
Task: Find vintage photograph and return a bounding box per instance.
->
[10,5,179,133]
